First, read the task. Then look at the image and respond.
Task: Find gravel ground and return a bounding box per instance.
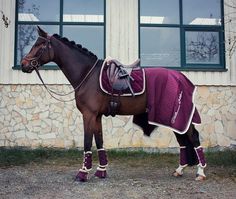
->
[0,160,236,199]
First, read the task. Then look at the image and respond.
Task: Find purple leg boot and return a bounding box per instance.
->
[194,146,207,180]
[179,146,188,167]
[195,146,206,168]
[75,151,92,182]
[173,146,188,177]
[95,149,108,178]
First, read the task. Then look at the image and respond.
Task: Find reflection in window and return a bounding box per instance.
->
[140,27,180,67]
[139,0,224,69]
[186,31,220,64]
[63,0,104,22]
[17,25,59,64]
[183,0,221,25]
[63,26,104,58]
[18,0,60,22]
[140,0,179,24]
[17,25,37,64]
[15,0,105,66]
[63,14,103,23]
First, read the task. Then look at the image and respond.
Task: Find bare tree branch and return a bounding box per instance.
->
[224,1,236,56]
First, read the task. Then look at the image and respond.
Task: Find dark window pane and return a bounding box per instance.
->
[185,31,220,64]
[140,0,179,24]
[183,0,221,25]
[63,0,104,22]
[17,25,59,64]
[18,0,60,22]
[63,25,104,58]
[140,27,180,67]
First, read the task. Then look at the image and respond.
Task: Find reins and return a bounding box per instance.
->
[34,59,99,102]
[24,35,100,102]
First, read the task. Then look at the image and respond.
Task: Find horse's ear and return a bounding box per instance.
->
[37,26,48,38]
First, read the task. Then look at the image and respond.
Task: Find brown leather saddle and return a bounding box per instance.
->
[106,59,140,96]
[104,58,141,117]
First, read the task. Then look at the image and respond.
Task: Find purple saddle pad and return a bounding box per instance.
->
[99,62,145,96]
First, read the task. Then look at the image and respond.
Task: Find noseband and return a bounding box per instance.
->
[23,36,52,69]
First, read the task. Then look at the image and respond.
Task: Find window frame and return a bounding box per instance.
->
[138,0,226,71]
[13,0,106,70]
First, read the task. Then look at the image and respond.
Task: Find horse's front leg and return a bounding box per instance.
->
[75,113,96,182]
[94,116,108,178]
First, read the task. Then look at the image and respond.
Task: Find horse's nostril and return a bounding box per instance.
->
[21,62,29,73]
[21,59,29,66]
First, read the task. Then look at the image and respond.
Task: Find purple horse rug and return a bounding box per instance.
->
[99,58,201,134]
[144,68,201,134]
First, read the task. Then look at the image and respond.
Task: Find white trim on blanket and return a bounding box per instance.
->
[148,86,201,134]
[99,57,146,96]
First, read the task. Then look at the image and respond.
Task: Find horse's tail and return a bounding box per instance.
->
[133,113,157,136]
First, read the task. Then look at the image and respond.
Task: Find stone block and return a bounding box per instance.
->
[216,133,231,147]
[226,121,236,139]
[198,86,210,99]
[38,133,56,140]
[215,121,224,134]
[112,117,126,127]
[14,130,26,138]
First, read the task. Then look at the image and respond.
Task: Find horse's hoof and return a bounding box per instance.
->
[195,174,206,181]
[95,169,107,178]
[172,171,183,177]
[75,170,89,182]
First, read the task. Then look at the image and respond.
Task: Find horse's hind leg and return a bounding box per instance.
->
[94,116,108,179]
[187,125,207,181]
[173,132,189,177]
[173,124,207,180]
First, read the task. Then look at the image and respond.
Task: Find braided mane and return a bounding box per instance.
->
[53,34,97,59]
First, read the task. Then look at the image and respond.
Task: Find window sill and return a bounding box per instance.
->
[140,66,228,72]
[175,68,228,72]
[12,65,60,70]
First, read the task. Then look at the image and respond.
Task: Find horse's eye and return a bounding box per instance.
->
[34,43,40,47]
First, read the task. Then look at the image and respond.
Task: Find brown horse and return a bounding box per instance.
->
[21,26,207,182]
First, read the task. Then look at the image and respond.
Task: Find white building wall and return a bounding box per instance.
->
[106,0,138,64]
[0,0,236,85]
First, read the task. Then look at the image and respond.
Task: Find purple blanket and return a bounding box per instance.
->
[145,68,201,134]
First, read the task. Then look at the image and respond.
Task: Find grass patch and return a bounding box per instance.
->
[0,147,236,168]
[0,147,82,167]
[108,149,178,167]
[206,150,236,167]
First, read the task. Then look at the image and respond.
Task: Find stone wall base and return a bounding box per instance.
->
[0,85,236,149]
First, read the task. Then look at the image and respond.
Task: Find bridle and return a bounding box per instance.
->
[23,35,99,102]
[23,36,52,70]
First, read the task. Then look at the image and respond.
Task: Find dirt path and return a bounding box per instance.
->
[0,160,235,199]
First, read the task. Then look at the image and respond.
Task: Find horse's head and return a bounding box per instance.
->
[21,26,54,73]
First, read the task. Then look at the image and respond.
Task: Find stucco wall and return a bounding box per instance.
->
[0,84,235,149]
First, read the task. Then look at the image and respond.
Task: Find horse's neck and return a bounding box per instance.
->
[52,39,95,88]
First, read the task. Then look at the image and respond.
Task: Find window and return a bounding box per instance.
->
[139,0,225,70]
[14,0,105,68]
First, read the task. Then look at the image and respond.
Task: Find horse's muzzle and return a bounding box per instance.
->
[21,59,34,73]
